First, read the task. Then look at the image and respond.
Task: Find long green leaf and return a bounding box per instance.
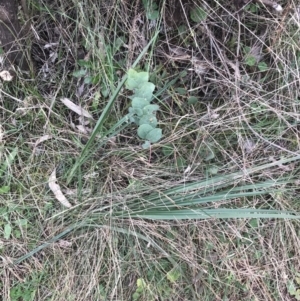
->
[13,223,175,267]
[0,147,18,179]
[13,222,82,265]
[134,208,299,220]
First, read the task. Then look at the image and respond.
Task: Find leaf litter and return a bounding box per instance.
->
[60,97,93,119]
[49,168,72,208]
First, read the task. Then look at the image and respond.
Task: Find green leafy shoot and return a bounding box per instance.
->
[126,69,162,149]
[126,69,149,90]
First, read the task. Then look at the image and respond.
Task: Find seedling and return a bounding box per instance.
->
[126,69,162,149]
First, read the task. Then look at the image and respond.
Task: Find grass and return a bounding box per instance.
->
[1,0,300,300]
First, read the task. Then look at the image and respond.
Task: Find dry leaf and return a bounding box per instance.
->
[76,124,92,134]
[60,98,93,119]
[76,83,85,98]
[259,0,283,12]
[191,58,209,75]
[169,47,191,60]
[184,165,192,175]
[49,51,58,63]
[15,108,28,117]
[243,139,256,154]
[237,0,283,12]
[34,134,52,146]
[49,169,72,208]
[0,70,14,81]
[33,135,52,154]
[0,125,3,143]
[210,113,220,119]
[56,239,72,248]
[44,42,59,49]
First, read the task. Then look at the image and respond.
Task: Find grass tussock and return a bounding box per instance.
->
[1,0,300,300]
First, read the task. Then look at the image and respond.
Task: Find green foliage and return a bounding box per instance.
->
[4,223,12,239]
[126,69,150,90]
[245,54,257,67]
[6,2,300,300]
[142,0,159,20]
[0,205,29,240]
[72,36,126,98]
[126,69,162,149]
[0,185,9,194]
[162,144,173,156]
[0,147,18,179]
[132,278,147,301]
[258,61,268,71]
[287,273,300,300]
[243,45,269,70]
[166,268,181,283]
[190,6,207,23]
[10,285,36,301]
[132,264,181,300]
[0,147,17,196]
[9,272,44,301]
[187,96,198,105]
[245,2,259,13]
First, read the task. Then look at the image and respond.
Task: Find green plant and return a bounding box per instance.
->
[166,268,182,283]
[190,5,207,23]
[126,68,162,149]
[132,278,148,301]
[131,265,180,301]
[9,272,45,301]
[0,146,18,194]
[10,285,36,301]
[287,273,300,300]
[4,0,300,300]
[72,36,125,98]
[0,204,29,241]
[142,0,159,21]
[243,45,269,71]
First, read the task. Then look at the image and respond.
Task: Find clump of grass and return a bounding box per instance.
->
[2,0,300,300]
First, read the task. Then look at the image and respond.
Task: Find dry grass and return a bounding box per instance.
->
[1,0,300,300]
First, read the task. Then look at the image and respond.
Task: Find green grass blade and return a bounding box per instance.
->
[13,222,82,265]
[134,208,300,220]
[0,147,18,179]
[136,190,280,211]
[151,182,286,208]
[13,222,176,267]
